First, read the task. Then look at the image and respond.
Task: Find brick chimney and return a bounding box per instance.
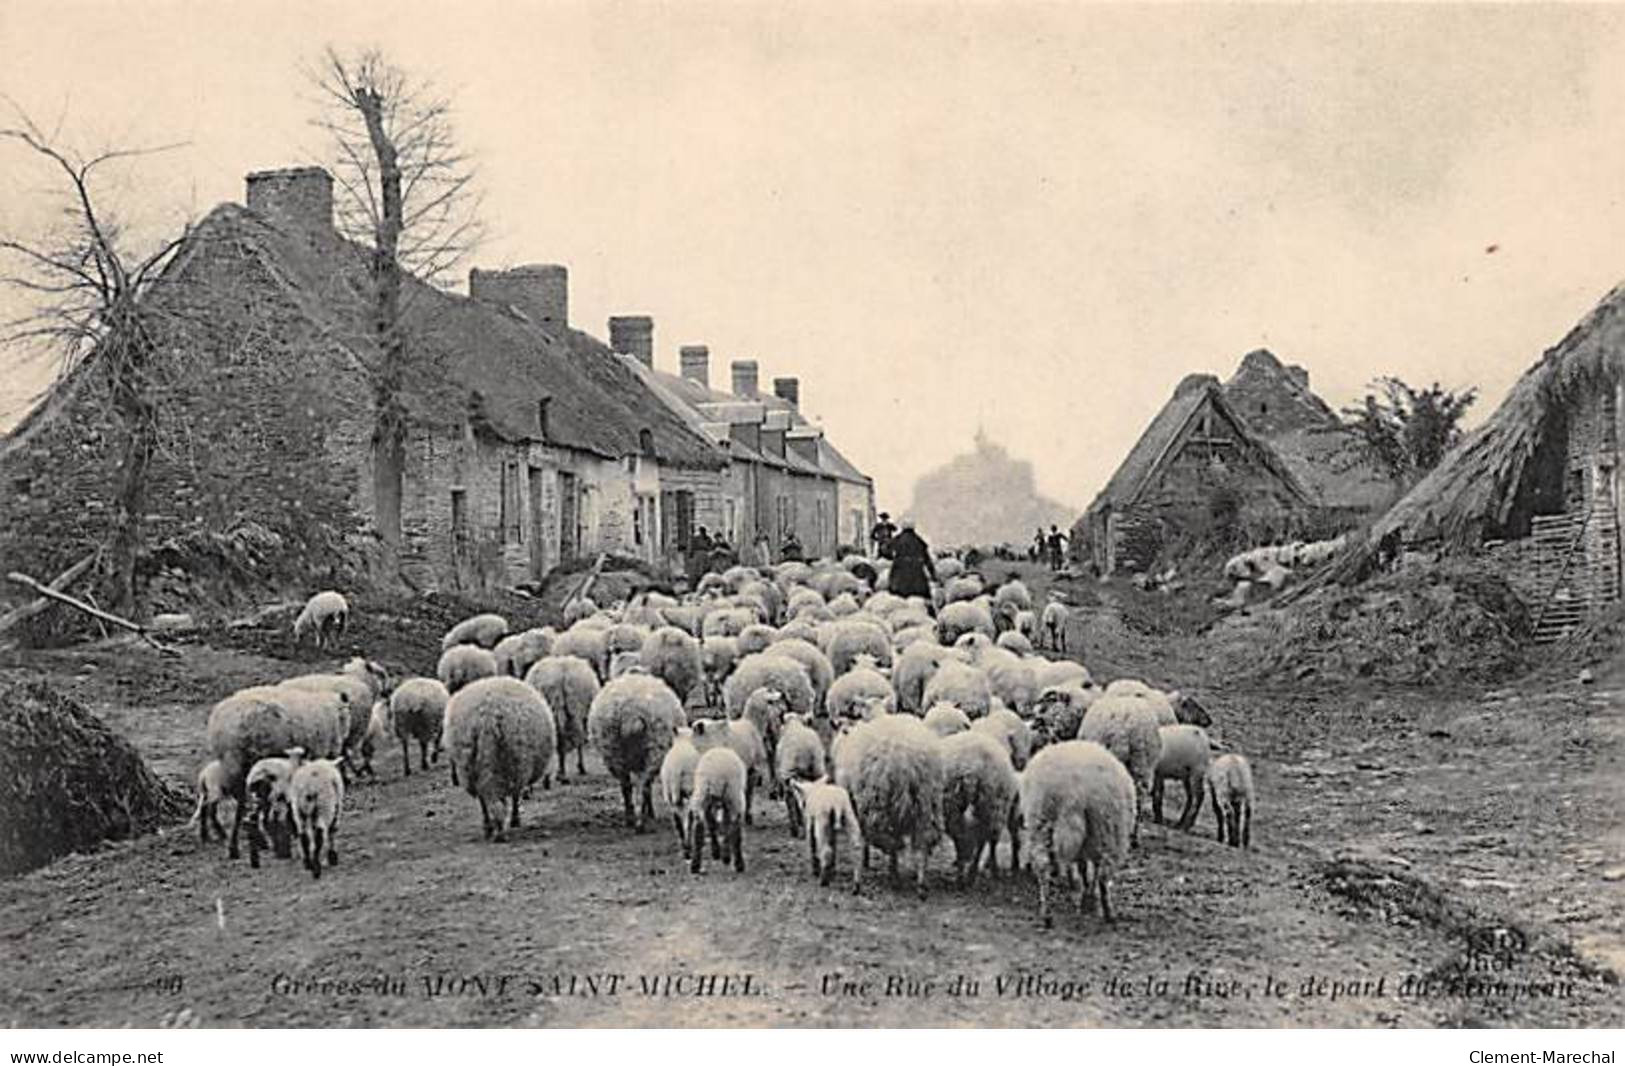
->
[245,167,333,238]
[680,346,710,387]
[609,315,654,367]
[773,376,800,409]
[731,359,759,399]
[468,264,568,332]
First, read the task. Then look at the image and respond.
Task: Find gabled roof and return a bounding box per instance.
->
[1086,373,1312,515]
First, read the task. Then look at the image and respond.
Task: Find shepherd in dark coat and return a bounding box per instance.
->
[887,519,936,601]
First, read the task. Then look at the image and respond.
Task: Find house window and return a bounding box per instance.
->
[537,397,552,441]
[633,497,645,546]
[639,428,656,457]
[451,489,468,547]
[500,461,523,544]
[1258,402,1268,416]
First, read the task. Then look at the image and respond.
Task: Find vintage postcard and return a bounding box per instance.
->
[0,0,1622,1034]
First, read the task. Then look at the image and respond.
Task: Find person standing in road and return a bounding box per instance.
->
[887,518,937,604]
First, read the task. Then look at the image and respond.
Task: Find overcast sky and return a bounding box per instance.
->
[3,2,1624,515]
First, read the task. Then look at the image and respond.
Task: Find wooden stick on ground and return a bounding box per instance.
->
[4,570,180,656]
[0,552,97,636]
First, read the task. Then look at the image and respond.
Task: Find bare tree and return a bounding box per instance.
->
[309,46,484,582]
[0,100,190,613]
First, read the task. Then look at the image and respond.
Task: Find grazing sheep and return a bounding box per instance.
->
[388,677,449,776]
[1208,753,1255,848]
[700,635,740,709]
[922,659,994,720]
[1078,695,1164,845]
[996,631,1034,656]
[971,707,1035,771]
[1153,724,1213,830]
[686,744,748,874]
[553,626,611,682]
[689,716,768,825]
[494,628,555,678]
[937,600,995,646]
[445,677,558,842]
[736,623,778,657]
[993,579,1033,616]
[292,590,349,651]
[825,619,893,676]
[441,613,510,651]
[826,665,897,723]
[893,640,954,714]
[765,638,835,708]
[787,778,863,889]
[940,730,1021,884]
[189,759,228,843]
[437,645,499,695]
[1040,600,1070,653]
[922,702,972,738]
[833,714,945,898]
[205,685,349,864]
[775,713,827,835]
[289,757,345,879]
[659,729,701,856]
[1019,740,1137,926]
[588,673,684,831]
[639,626,704,708]
[724,651,818,720]
[523,655,599,782]
[1033,659,1091,692]
[358,698,392,778]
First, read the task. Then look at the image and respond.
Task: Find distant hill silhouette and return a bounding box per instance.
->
[903,430,1077,548]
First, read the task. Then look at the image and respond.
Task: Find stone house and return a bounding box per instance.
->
[1076,373,1315,573]
[0,166,727,595]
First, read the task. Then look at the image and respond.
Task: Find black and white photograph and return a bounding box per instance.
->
[0,0,1623,1036]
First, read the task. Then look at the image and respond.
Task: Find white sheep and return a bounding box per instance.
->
[935,556,966,582]
[825,619,894,676]
[388,677,449,776]
[996,630,1034,656]
[289,756,345,879]
[660,604,704,638]
[937,600,995,645]
[1013,609,1038,642]
[922,659,994,720]
[736,623,778,657]
[445,677,558,841]
[689,716,768,825]
[1208,752,1255,848]
[1040,600,1070,653]
[562,598,600,628]
[940,730,1021,885]
[776,618,821,646]
[1152,724,1213,830]
[609,650,644,679]
[639,626,704,708]
[587,672,683,831]
[978,648,1038,715]
[244,748,304,866]
[493,627,555,678]
[553,625,611,682]
[763,638,835,709]
[893,640,955,714]
[292,590,349,651]
[943,575,984,605]
[776,712,827,835]
[1077,694,1164,845]
[437,644,499,696]
[700,635,740,709]
[723,651,818,720]
[970,707,1034,771]
[1033,658,1090,692]
[741,687,789,796]
[686,744,748,874]
[523,655,599,782]
[787,778,863,889]
[1019,739,1137,926]
[441,612,510,651]
[1031,683,1100,748]
[188,759,228,844]
[659,728,701,856]
[825,665,897,723]
[280,657,389,775]
[833,713,945,898]
[922,702,972,737]
[702,606,757,638]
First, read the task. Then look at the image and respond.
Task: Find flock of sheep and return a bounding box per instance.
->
[192,555,1257,927]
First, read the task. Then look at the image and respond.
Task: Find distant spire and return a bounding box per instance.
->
[974,423,990,452]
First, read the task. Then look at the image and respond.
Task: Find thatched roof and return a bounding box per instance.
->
[1085,372,1312,516]
[1358,283,1625,553]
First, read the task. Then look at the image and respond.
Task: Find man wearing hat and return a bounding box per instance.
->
[887,517,935,601]
[871,511,898,559]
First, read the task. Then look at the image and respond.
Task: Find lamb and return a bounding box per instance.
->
[893,640,955,713]
[724,651,818,720]
[970,707,1035,771]
[189,759,228,843]
[700,635,740,709]
[444,676,558,842]
[1208,753,1255,848]
[359,698,392,778]
[825,665,897,723]
[741,687,789,795]
[205,685,349,864]
[639,626,704,708]
[996,631,1034,656]
[523,655,599,781]
[553,625,611,682]
[292,590,349,651]
[659,729,701,855]
[288,757,346,879]
[833,713,945,898]
[937,600,995,646]
[686,743,748,874]
[243,748,304,865]
[1077,694,1164,845]
[1040,600,1071,653]
[922,659,994,720]
[922,702,972,737]
[493,627,555,678]
[587,672,684,831]
[1014,609,1038,642]
[787,778,863,889]
[775,712,828,835]
[940,730,1021,884]
[388,677,449,776]
[436,644,499,696]
[1019,739,1137,926]
[825,619,893,676]
[1152,724,1213,830]
[688,716,768,825]
[440,612,510,651]
[736,623,778,657]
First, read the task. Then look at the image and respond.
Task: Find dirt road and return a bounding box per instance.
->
[0,564,1619,1027]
